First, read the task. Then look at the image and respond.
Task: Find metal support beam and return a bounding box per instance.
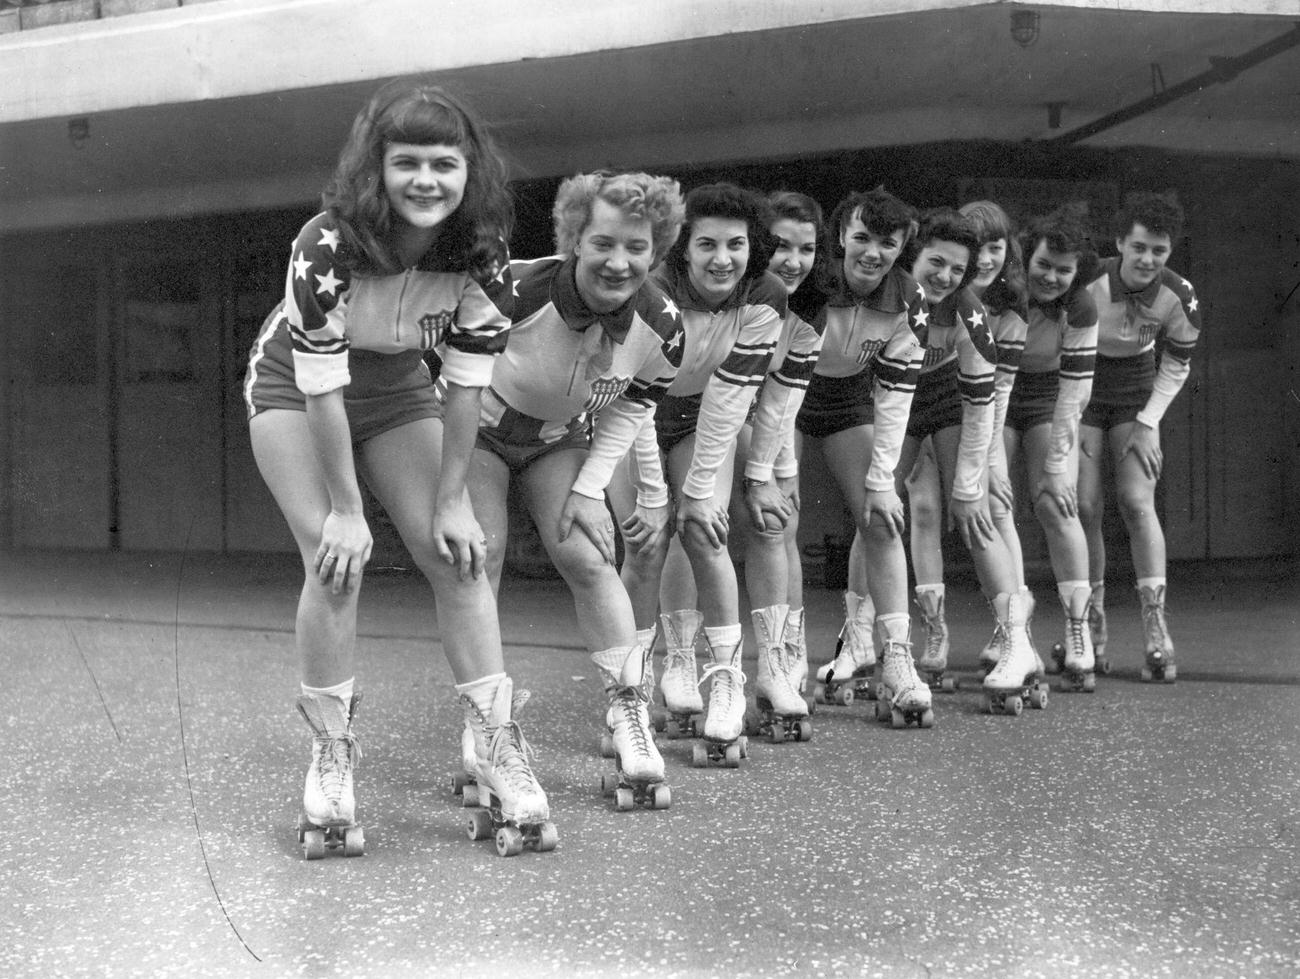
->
[1049,23,1300,145]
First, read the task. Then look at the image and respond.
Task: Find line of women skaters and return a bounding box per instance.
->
[243,82,1201,857]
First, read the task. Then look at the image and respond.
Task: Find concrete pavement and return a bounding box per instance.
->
[2,548,1298,978]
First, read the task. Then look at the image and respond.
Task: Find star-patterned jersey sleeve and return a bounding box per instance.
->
[1045,288,1098,475]
[866,277,928,492]
[1141,267,1200,428]
[946,289,998,502]
[572,287,685,500]
[683,273,786,500]
[986,306,1027,475]
[284,213,353,396]
[435,250,513,389]
[746,308,824,482]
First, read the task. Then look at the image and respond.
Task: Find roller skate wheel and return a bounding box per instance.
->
[461,785,479,808]
[738,735,750,758]
[302,829,326,860]
[343,826,365,857]
[889,707,905,729]
[1096,656,1112,676]
[614,786,635,811]
[296,812,311,842]
[1163,664,1177,683]
[939,677,957,693]
[814,684,828,705]
[451,772,469,796]
[768,722,785,745]
[1140,666,1153,682]
[1029,686,1048,710]
[919,708,935,729]
[796,719,813,742]
[875,699,892,723]
[723,743,742,768]
[691,743,708,767]
[598,732,615,758]
[495,825,525,857]
[835,686,855,707]
[1007,695,1024,716]
[467,809,493,842]
[650,784,672,810]
[1082,673,1097,693]
[536,821,559,852]
[599,773,620,796]
[981,693,994,714]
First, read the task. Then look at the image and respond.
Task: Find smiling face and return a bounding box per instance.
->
[767,218,818,296]
[910,238,971,304]
[1025,239,1080,304]
[685,216,750,309]
[840,209,906,297]
[383,141,467,237]
[572,198,654,314]
[1116,222,1173,291]
[972,237,1007,295]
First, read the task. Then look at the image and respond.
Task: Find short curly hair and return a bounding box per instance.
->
[818,186,917,294]
[1019,202,1100,303]
[902,207,981,295]
[552,172,685,266]
[1112,191,1184,242]
[663,183,776,286]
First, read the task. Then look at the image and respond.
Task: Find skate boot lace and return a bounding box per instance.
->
[1067,616,1089,664]
[881,641,925,704]
[1142,603,1170,653]
[486,719,540,795]
[313,733,361,804]
[613,686,653,755]
[699,662,746,713]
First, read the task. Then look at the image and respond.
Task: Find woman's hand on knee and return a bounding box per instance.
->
[433,492,486,580]
[743,478,792,533]
[949,496,995,551]
[559,491,617,565]
[316,510,372,595]
[1123,423,1163,480]
[677,495,728,549]
[862,488,906,539]
[1033,472,1077,519]
[620,502,671,554]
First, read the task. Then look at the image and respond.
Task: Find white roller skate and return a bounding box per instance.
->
[693,635,749,768]
[657,609,705,738]
[1139,584,1176,683]
[746,605,812,744]
[981,592,1049,716]
[593,645,670,811]
[296,692,365,860]
[458,674,557,857]
[815,591,877,706]
[914,587,954,692]
[1056,587,1097,693]
[1089,583,1111,675]
[872,617,935,729]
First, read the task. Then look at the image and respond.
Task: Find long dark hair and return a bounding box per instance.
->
[959,199,1026,316]
[322,81,513,280]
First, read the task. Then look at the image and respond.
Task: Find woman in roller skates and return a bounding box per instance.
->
[245,81,551,858]
[461,171,685,810]
[903,201,1045,704]
[888,207,1045,713]
[608,182,794,766]
[638,190,827,745]
[795,187,935,728]
[1079,193,1201,682]
[1002,204,1101,692]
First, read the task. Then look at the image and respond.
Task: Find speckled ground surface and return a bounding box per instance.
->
[2,550,1298,978]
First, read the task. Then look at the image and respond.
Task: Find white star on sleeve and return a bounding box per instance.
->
[293,252,312,281]
[1188,296,1198,313]
[968,309,985,330]
[662,297,681,319]
[913,307,930,328]
[666,331,682,353]
[318,227,341,251]
[315,267,343,297]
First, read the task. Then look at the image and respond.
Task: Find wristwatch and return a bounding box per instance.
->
[741,476,767,491]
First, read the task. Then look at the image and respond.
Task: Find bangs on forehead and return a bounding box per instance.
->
[382,97,470,150]
[848,204,907,239]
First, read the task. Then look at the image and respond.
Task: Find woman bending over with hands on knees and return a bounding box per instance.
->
[609,182,792,765]
[1002,203,1101,691]
[1078,193,1199,681]
[243,81,542,854]
[462,171,685,807]
[794,187,935,727]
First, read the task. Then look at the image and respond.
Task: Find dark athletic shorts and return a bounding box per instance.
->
[1005,369,1060,432]
[1081,351,1156,430]
[907,359,962,440]
[795,370,875,439]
